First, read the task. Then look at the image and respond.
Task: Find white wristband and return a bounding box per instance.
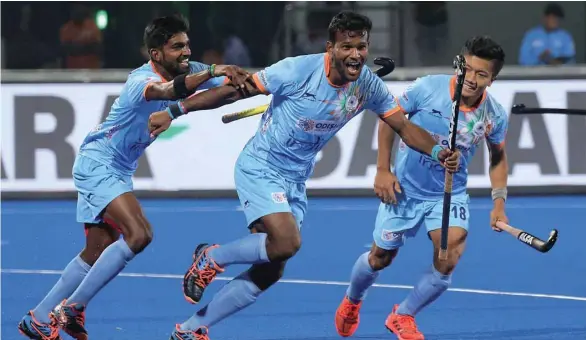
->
[491,188,507,202]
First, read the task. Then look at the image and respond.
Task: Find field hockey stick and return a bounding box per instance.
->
[496,221,558,253]
[438,55,467,262]
[221,57,397,124]
[221,104,269,124]
[511,104,586,115]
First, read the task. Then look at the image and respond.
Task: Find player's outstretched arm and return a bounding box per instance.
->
[144,65,250,101]
[181,78,262,113]
[148,79,263,137]
[380,112,459,172]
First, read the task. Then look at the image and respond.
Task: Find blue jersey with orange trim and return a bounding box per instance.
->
[245,53,400,182]
[78,61,226,176]
[394,75,509,200]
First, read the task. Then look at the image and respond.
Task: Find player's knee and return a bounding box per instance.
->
[124,220,153,254]
[262,214,302,262]
[369,245,398,271]
[270,234,301,262]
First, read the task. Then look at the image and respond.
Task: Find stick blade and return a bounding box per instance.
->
[518,229,558,253]
[373,57,395,77]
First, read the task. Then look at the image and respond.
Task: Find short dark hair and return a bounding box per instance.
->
[461,36,506,76]
[544,3,564,18]
[144,15,190,50]
[328,11,372,43]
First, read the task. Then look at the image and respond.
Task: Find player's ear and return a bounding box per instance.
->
[150,48,161,62]
[326,40,334,54]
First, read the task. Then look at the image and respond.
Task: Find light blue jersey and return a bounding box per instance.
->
[373,74,509,249]
[79,61,226,176]
[235,53,400,228]
[245,53,399,182]
[395,74,508,200]
[74,61,225,223]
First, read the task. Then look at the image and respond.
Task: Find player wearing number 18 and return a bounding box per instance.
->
[335,36,510,340]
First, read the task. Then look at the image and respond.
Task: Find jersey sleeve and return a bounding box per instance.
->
[486,103,509,147]
[125,72,161,105]
[251,57,298,97]
[189,61,228,90]
[396,76,428,114]
[363,75,401,118]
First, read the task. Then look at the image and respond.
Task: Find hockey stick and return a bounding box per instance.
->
[511,104,586,115]
[496,221,558,253]
[438,55,467,261]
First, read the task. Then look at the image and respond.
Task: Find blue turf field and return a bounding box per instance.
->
[2,196,586,339]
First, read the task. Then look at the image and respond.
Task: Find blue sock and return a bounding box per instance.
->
[179,271,262,330]
[66,239,135,306]
[396,265,451,316]
[346,252,379,304]
[208,233,269,268]
[33,256,91,323]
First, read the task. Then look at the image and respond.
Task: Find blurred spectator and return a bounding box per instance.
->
[412,2,449,67]
[215,23,252,67]
[60,3,103,69]
[294,11,330,56]
[201,48,224,65]
[518,3,575,66]
[5,4,57,69]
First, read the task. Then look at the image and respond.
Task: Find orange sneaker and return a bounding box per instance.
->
[335,296,362,337]
[385,304,424,340]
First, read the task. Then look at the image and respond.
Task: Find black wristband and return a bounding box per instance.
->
[172,74,189,98]
[168,103,185,119]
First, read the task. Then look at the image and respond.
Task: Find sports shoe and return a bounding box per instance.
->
[183,244,224,304]
[170,325,210,340]
[385,304,424,340]
[53,301,87,340]
[17,311,61,340]
[335,296,362,337]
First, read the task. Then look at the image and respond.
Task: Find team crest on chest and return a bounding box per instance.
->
[456,106,494,147]
[325,82,367,120]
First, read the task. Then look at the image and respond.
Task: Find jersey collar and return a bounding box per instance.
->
[449,76,486,112]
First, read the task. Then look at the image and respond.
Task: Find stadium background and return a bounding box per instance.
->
[2,2,586,340]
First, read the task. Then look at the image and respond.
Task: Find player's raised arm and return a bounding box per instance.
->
[148,57,299,136]
[175,56,298,114]
[366,76,459,172]
[382,111,452,163]
[144,65,250,101]
[147,79,265,136]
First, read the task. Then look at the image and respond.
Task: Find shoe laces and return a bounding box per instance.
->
[341,302,359,318]
[396,314,418,333]
[188,249,219,288]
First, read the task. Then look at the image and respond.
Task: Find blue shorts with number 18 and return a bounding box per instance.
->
[373,192,470,250]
